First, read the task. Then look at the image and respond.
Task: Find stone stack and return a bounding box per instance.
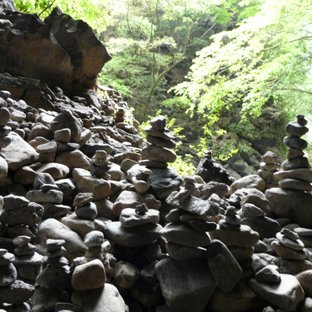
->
[73,192,97,221]
[26,172,69,219]
[0,248,35,311]
[90,150,111,179]
[294,227,312,252]
[271,228,309,261]
[210,206,259,261]
[266,115,312,228]
[0,195,44,239]
[32,239,71,312]
[163,177,218,260]
[257,151,280,188]
[13,235,44,283]
[274,115,311,191]
[140,115,176,168]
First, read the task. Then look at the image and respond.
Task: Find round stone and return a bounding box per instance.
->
[75,202,97,220]
[13,235,31,247]
[84,230,104,248]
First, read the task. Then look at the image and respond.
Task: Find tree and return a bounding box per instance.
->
[173,0,312,159]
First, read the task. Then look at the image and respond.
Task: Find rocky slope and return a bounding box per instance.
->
[0,3,312,312]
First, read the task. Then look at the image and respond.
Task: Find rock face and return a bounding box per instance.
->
[0,8,110,95]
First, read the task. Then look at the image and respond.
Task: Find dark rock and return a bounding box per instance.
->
[155,258,216,312]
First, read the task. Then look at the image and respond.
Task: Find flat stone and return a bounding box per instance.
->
[207,239,243,293]
[286,121,309,136]
[146,134,175,148]
[72,283,127,312]
[210,224,259,248]
[165,242,206,260]
[145,126,174,140]
[155,258,216,312]
[0,132,38,170]
[284,136,308,150]
[295,227,312,237]
[282,157,310,170]
[139,159,168,168]
[0,279,34,304]
[120,208,159,228]
[187,220,217,232]
[287,148,304,160]
[141,145,176,163]
[104,221,162,247]
[276,232,304,251]
[271,240,307,260]
[26,189,63,204]
[279,178,312,191]
[72,259,106,290]
[274,168,312,182]
[249,274,304,311]
[281,227,300,240]
[161,223,211,247]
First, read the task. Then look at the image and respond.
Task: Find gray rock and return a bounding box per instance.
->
[104,221,162,247]
[249,274,304,311]
[274,168,312,182]
[162,223,211,247]
[75,202,97,220]
[165,242,206,260]
[278,178,312,191]
[296,270,312,297]
[207,239,243,293]
[84,230,104,248]
[114,261,139,289]
[155,258,216,312]
[284,136,308,150]
[26,189,63,204]
[266,188,312,227]
[120,208,160,228]
[230,175,266,193]
[255,265,281,284]
[72,283,127,312]
[0,279,34,304]
[0,262,17,286]
[141,145,177,163]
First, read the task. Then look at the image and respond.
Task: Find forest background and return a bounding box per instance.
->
[14,0,312,176]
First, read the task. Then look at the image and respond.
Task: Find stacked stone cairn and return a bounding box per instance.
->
[140,115,176,168]
[271,227,309,261]
[210,206,260,261]
[258,151,280,189]
[156,178,234,311]
[90,150,111,179]
[274,115,312,191]
[104,203,163,309]
[26,172,69,219]
[13,235,44,283]
[0,195,43,239]
[0,248,34,311]
[31,239,71,312]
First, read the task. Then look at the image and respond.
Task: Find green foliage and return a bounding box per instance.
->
[15,0,108,30]
[173,0,312,160]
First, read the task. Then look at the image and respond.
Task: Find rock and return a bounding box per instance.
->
[0,132,38,170]
[166,242,207,260]
[0,262,17,286]
[284,136,308,150]
[162,223,211,247]
[155,258,216,312]
[273,168,312,182]
[36,162,70,180]
[255,265,281,284]
[148,167,183,198]
[0,156,8,179]
[72,283,127,312]
[72,259,106,290]
[207,239,243,293]
[249,274,304,311]
[104,221,162,247]
[141,145,177,163]
[266,188,312,227]
[120,208,160,228]
[230,174,266,193]
[26,189,63,204]
[114,261,139,289]
[278,178,312,191]
[37,218,87,260]
[56,150,90,171]
[0,279,35,304]
[302,297,312,312]
[296,270,312,297]
[0,9,110,94]
[84,230,104,248]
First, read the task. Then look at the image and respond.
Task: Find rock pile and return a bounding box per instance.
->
[266,115,312,227]
[257,151,280,188]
